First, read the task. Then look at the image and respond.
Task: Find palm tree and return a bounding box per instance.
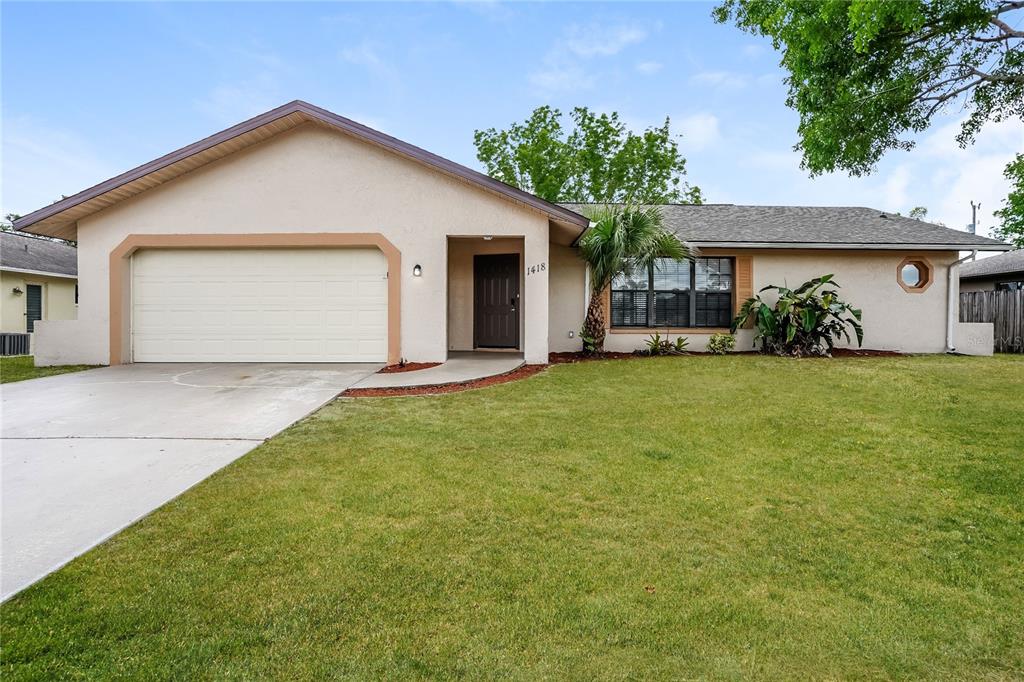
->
[578,205,691,353]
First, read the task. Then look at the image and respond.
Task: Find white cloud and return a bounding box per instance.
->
[340,41,399,84]
[194,74,282,126]
[529,62,595,94]
[690,70,749,90]
[565,22,647,57]
[677,113,721,151]
[922,118,1023,238]
[342,113,392,134]
[231,46,285,71]
[450,0,515,22]
[881,164,911,210]
[743,148,802,171]
[192,47,291,126]
[636,61,663,75]
[1,116,118,216]
[529,21,651,94]
[741,44,766,59]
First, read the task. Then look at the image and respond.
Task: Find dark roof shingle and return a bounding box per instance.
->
[0,232,77,277]
[560,204,1010,249]
[959,249,1024,279]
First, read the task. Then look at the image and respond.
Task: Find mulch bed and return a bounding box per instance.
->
[378,362,442,374]
[828,348,903,357]
[550,348,902,363]
[341,364,548,397]
[548,351,637,364]
[548,350,761,363]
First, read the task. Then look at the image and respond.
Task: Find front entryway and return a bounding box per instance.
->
[474,253,520,348]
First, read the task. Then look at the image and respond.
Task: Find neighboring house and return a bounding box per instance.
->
[0,232,78,340]
[12,101,1010,366]
[959,250,1024,292]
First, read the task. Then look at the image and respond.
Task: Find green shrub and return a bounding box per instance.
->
[640,332,689,356]
[579,328,600,355]
[706,333,735,355]
[731,274,863,357]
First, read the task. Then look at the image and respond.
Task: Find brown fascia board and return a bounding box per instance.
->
[13,100,590,234]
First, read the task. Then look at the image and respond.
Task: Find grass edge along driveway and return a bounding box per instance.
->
[2,354,1022,680]
[0,356,100,383]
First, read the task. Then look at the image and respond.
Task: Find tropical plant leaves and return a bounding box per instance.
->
[731,273,864,356]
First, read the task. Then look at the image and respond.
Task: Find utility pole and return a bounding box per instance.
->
[969,200,980,234]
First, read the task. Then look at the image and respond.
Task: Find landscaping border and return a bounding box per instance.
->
[340,364,547,397]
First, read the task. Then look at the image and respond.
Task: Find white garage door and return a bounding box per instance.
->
[132,248,388,362]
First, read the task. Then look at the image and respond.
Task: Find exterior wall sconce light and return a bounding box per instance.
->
[12,287,23,295]
[413,264,422,277]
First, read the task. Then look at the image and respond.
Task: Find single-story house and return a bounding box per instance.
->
[12,100,1011,366]
[959,249,1024,292]
[0,231,78,342]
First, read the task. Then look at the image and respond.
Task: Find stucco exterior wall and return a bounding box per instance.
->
[603,328,755,353]
[447,237,524,352]
[954,322,994,356]
[602,249,959,354]
[59,123,553,365]
[547,243,586,353]
[33,320,105,365]
[0,271,77,334]
[754,250,956,352]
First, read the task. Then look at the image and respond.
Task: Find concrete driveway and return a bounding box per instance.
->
[1,362,378,600]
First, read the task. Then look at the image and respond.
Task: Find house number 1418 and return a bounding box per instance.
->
[527,262,546,275]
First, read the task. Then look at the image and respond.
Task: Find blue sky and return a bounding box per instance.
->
[3,1,1021,240]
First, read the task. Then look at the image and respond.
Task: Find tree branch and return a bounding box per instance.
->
[990,16,1024,38]
[920,77,987,117]
[968,66,1024,83]
[920,77,986,103]
[995,1,1024,15]
[971,32,1018,43]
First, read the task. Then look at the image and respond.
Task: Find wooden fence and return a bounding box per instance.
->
[959,289,1024,353]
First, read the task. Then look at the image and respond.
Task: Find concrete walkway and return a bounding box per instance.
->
[1,363,378,600]
[352,351,524,388]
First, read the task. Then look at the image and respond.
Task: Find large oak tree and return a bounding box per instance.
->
[474,106,703,204]
[714,0,1023,238]
[714,0,1022,173]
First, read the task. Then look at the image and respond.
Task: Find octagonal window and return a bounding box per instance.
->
[898,258,932,292]
[901,263,923,287]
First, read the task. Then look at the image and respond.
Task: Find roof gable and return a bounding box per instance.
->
[14,101,589,240]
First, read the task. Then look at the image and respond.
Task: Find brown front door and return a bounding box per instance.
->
[474,253,519,348]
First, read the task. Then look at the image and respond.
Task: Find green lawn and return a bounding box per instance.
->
[3,355,1023,680]
[0,356,99,383]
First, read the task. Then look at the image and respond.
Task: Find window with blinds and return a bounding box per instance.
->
[611,257,734,329]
